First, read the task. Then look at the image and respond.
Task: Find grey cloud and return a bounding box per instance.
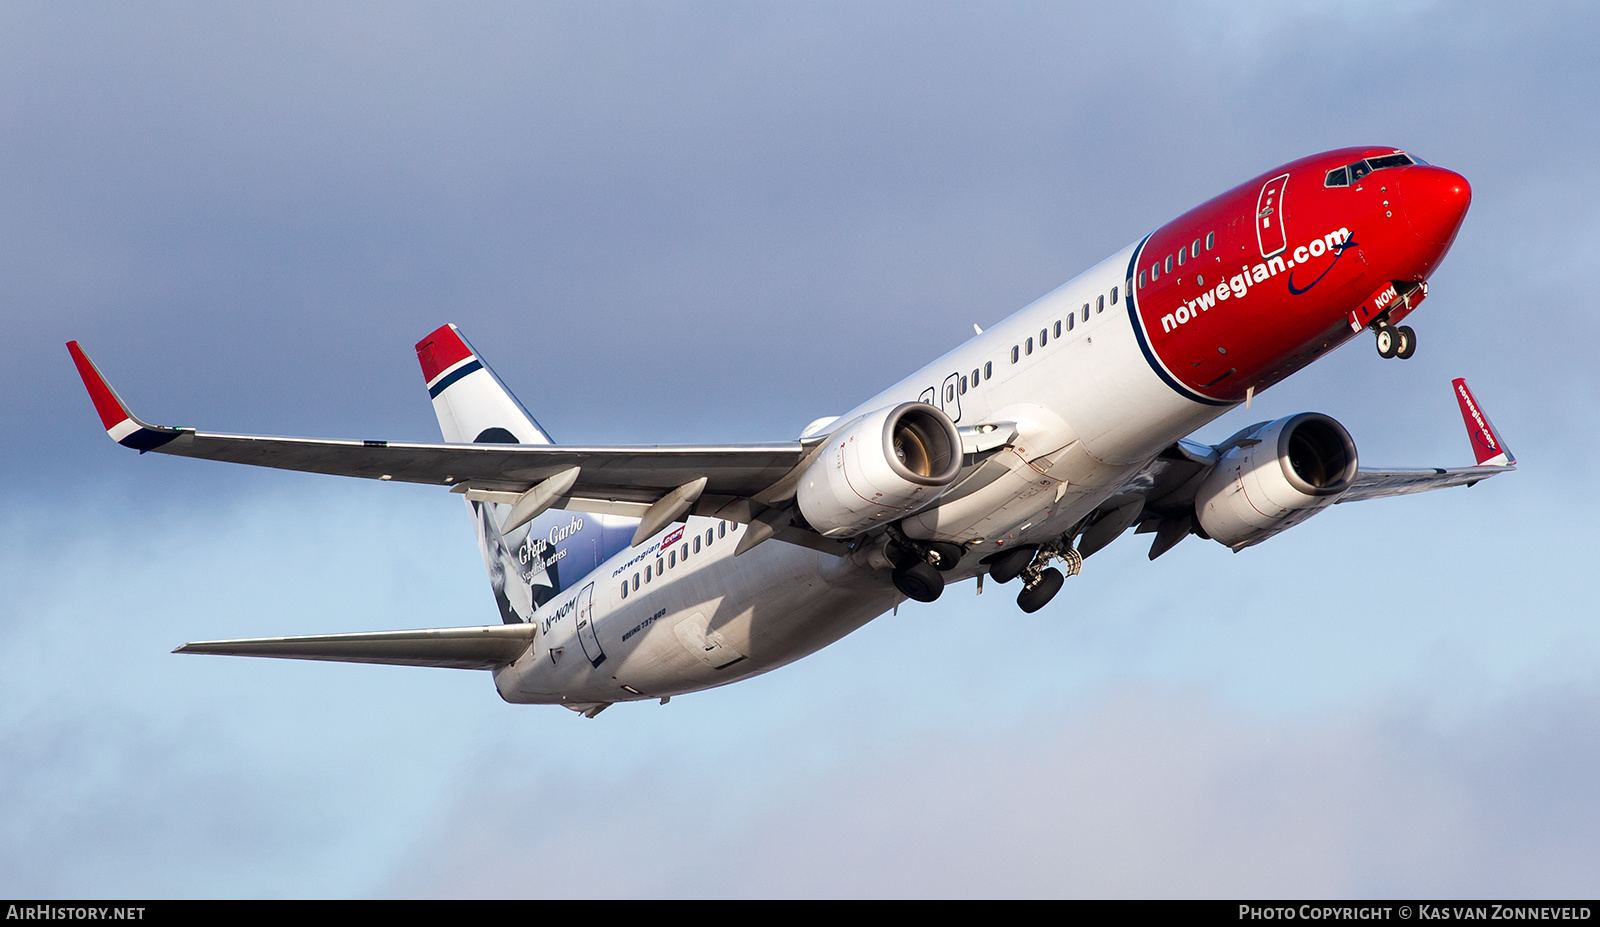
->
[385,684,1600,898]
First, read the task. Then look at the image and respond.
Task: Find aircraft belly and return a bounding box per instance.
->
[496,540,897,703]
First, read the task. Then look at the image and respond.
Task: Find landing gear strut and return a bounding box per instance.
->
[982,543,1082,613]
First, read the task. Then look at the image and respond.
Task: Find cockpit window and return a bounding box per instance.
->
[1326,152,1416,187]
[1366,154,1413,170]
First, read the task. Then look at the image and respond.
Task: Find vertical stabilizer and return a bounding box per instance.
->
[416,324,552,446]
[414,325,633,624]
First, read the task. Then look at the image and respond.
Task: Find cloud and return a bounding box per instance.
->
[386,683,1600,898]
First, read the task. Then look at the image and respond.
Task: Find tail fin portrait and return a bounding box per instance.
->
[414,324,633,624]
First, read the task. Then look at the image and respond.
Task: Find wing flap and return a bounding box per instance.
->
[174,624,539,670]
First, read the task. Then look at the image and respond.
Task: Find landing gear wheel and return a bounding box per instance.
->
[1017,567,1064,614]
[984,545,1039,584]
[1375,325,1398,358]
[893,560,945,602]
[924,541,965,573]
[1396,325,1416,360]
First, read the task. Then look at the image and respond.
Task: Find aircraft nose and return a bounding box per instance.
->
[1397,166,1472,246]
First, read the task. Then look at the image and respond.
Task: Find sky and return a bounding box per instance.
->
[4,0,1600,898]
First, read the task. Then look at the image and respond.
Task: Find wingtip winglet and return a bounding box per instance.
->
[66,341,181,452]
[1452,378,1515,468]
[67,340,133,432]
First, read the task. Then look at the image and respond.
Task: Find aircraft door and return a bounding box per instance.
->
[939,373,962,423]
[573,583,606,668]
[1256,173,1290,258]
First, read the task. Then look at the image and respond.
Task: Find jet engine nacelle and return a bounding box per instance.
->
[1195,413,1359,550]
[797,402,963,538]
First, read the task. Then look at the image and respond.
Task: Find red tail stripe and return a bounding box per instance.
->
[415,324,475,384]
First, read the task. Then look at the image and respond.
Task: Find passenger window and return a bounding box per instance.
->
[1097,295,1105,313]
[706,529,714,545]
[1053,321,1061,338]
[693,536,701,553]
[1011,346,1019,363]
[719,522,726,538]
[1151,263,1159,281]
[1111,286,1119,304]
[959,375,967,393]
[1066,314,1074,331]
[1205,232,1215,250]
[1139,270,1147,289]
[984,361,993,378]
[645,565,652,583]
[621,582,628,599]
[1039,328,1048,346]
[682,543,689,559]
[972,367,980,385]
[1081,304,1089,322]
[1164,255,1173,274]
[656,557,663,574]
[946,383,955,401]
[1191,240,1200,258]
[1177,249,1186,266]
[669,551,676,568]
[1025,337,1033,355]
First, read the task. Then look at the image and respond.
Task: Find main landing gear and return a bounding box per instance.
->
[981,543,1083,614]
[887,538,964,603]
[1374,322,1416,360]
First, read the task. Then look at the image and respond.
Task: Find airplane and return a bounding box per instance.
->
[68,146,1515,717]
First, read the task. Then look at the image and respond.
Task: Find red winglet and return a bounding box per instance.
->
[415,324,476,385]
[1453,378,1514,467]
[66,341,134,432]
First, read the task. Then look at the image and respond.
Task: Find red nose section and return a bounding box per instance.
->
[1398,166,1472,247]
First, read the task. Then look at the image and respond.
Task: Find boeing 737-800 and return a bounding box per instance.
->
[70,146,1514,717]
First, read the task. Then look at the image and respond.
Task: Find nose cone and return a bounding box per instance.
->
[1397,166,1472,247]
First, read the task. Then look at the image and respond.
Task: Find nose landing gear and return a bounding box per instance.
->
[1374,322,1416,360]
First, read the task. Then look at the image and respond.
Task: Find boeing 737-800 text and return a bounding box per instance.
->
[70,147,1513,716]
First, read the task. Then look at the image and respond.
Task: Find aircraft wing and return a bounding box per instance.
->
[1338,377,1516,503]
[175,624,537,670]
[1118,378,1514,558]
[1337,463,1514,503]
[68,342,810,534]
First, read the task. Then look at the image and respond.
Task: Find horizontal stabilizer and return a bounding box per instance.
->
[175,624,537,670]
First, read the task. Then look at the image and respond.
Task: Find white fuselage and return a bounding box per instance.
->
[496,241,1230,708]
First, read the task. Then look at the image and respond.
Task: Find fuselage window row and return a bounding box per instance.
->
[1139,233,1216,289]
[623,521,732,599]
